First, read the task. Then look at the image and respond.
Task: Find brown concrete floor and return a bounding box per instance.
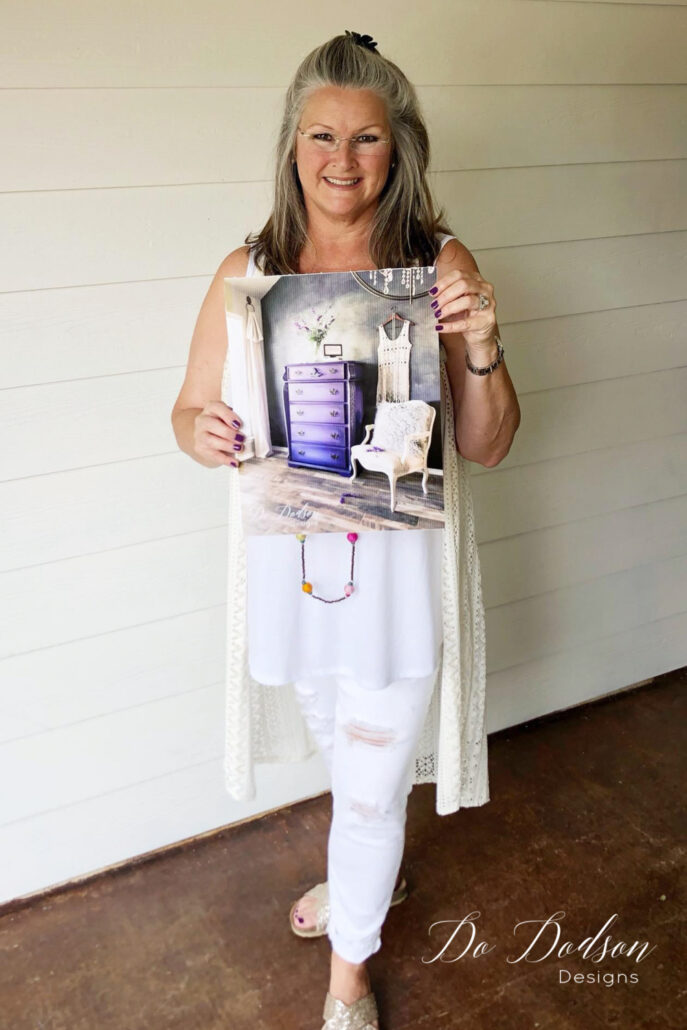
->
[1,668,684,1029]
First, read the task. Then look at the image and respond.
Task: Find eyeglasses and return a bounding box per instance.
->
[296,128,392,156]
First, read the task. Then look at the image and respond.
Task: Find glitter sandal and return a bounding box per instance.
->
[321,989,379,1030]
[289,876,408,939]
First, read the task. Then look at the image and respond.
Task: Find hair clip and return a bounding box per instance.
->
[344,30,379,52]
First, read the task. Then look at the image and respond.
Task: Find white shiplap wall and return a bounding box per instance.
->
[1,0,685,903]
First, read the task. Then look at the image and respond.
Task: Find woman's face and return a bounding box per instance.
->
[294,86,393,225]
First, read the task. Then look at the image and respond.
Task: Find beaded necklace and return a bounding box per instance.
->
[298,532,358,603]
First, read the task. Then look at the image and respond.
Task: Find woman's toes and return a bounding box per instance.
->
[292,894,320,930]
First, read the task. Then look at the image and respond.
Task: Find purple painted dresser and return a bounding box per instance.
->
[283,360,365,476]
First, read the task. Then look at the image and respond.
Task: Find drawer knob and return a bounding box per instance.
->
[329,387,339,395]
[295,388,303,394]
[297,449,305,455]
[330,431,340,439]
[297,430,305,436]
[329,409,339,416]
[330,452,340,461]
[296,408,304,415]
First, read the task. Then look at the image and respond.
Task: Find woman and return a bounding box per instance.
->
[172,30,520,1030]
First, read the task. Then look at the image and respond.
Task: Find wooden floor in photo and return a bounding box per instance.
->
[239,449,445,534]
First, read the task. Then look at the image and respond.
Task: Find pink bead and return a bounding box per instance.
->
[347,532,358,543]
[344,583,354,596]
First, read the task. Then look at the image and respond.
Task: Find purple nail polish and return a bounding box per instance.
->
[435,309,442,318]
[235,432,245,441]
[232,419,241,428]
[429,286,438,295]
[435,324,443,331]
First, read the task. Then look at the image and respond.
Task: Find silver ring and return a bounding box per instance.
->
[478,293,489,310]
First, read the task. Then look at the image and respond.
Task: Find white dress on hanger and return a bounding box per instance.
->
[244,300,273,458]
[377,317,412,403]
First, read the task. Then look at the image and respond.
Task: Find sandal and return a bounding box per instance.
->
[289,876,408,938]
[321,989,379,1030]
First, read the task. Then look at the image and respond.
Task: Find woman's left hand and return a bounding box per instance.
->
[429,269,498,358]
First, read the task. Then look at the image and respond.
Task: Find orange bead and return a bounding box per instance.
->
[302,581,312,593]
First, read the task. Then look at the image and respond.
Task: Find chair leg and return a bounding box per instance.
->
[422,466,429,493]
[387,472,397,512]
[349,457,358,482]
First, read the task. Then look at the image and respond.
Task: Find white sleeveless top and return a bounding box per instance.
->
[242,240,453,690]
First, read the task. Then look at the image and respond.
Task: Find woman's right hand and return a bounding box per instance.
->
[194,401,245,467]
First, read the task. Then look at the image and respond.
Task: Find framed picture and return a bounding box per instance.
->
[222,266,445,536]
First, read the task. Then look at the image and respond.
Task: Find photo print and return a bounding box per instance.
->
[221,265,446,536]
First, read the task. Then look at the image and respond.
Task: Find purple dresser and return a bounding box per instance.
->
[283,360,365,476]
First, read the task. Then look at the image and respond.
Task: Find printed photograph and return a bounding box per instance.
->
[221,266,445,535]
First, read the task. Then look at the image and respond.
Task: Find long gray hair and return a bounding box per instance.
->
[244,33,453,274]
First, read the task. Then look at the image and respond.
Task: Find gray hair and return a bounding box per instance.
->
[245,33,453,274]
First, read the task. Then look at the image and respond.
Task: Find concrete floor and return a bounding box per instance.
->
[0,668,683,1029]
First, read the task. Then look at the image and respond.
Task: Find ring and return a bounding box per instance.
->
[478,293,489,310]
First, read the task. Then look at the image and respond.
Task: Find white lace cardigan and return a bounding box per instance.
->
[221,254,490,816]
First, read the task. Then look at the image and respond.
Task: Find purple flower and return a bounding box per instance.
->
[294,307,336,344]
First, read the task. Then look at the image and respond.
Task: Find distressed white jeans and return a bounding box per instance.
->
[292,667,438,964]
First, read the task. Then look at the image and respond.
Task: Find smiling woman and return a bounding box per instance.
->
[292,87,397,270]
[171,27,520,1030]
[242,37,455,274]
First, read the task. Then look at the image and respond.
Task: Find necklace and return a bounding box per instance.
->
[298,532,357,603]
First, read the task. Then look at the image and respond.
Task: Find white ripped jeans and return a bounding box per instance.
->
[292,668,438,964]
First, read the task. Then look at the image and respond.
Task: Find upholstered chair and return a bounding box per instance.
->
[349,400,436,512]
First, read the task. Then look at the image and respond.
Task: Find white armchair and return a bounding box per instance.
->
[349,400,436,512]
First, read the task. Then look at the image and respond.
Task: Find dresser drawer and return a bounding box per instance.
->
[287,362,346,380]
[287,381,347,402]
[289,401,346,424]
[291,422,348,445]
[289,441,348,470]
